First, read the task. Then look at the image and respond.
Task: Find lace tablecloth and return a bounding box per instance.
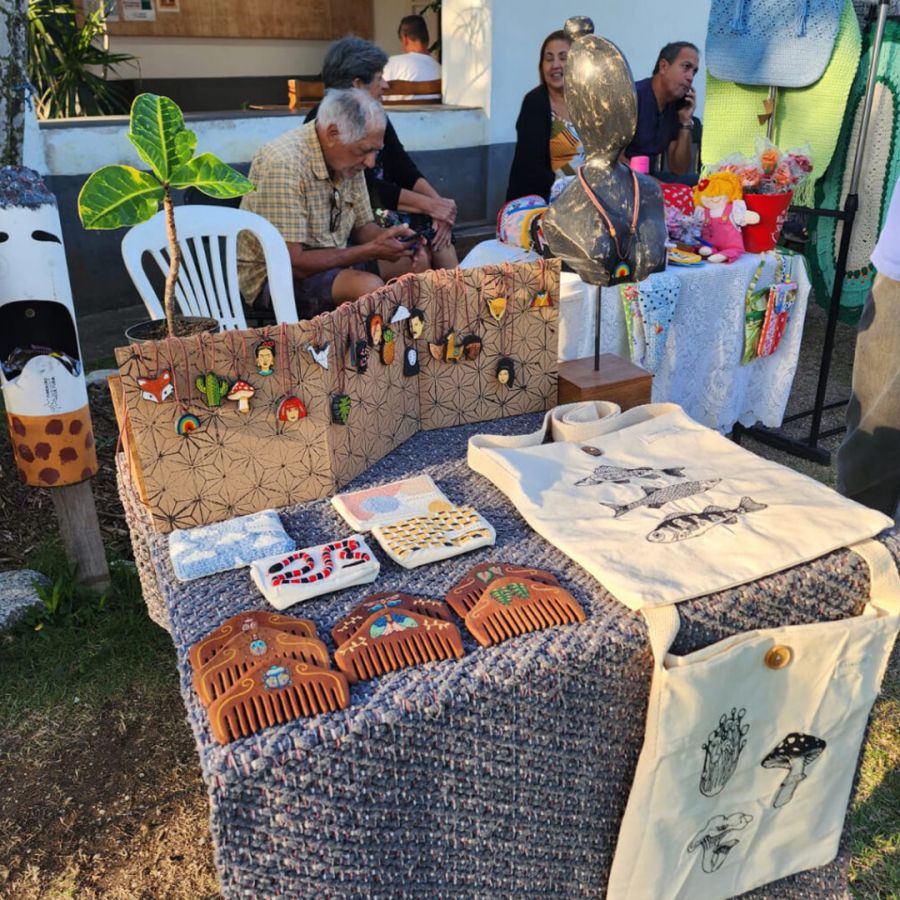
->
[598,254,811,432]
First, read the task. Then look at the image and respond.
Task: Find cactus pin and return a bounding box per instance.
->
[196,372,230,407]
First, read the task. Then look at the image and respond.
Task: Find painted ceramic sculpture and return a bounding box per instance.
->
[693,172,760,263]
[0,167,98,487]
[544,17,667,286]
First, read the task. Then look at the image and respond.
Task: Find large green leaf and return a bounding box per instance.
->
[78,165,164,229]
[168,153,255,198]
[127,93,194,183]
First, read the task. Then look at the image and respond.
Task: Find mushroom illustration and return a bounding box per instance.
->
[761,732,827,808]
[687,812,753,874]
[226,380,256,414]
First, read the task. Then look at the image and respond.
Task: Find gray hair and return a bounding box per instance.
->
[317,88,386,143]
[321,36,389,89]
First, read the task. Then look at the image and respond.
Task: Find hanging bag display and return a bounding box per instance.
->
[705,0,846,88]
[606,538,900,898]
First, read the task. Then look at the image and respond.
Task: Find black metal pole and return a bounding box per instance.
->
[594,285,601,370]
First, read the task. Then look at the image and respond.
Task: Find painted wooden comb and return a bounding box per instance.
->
[193,627,332,706]
[334,609,464,684]
[331,591,453,647]
[445,562,560,618]
[464,575,586,647]
[188,610,316,672]
[207,659,350,745]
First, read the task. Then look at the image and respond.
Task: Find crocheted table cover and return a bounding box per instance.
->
[115,417,897,898]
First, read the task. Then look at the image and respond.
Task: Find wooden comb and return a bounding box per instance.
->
[207,660,350,745]
[188,611,316,672]
[445,562,560,618]
[331,591,453,647]
[194,628,331,706]
[464,576,586,647]
[334,609,464,684]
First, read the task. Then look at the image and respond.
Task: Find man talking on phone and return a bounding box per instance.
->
[624,42,700,180]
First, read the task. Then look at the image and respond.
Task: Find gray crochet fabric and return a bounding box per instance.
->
[116,415,898,899]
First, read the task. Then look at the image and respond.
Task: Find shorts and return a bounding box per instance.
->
[255,261,378,321]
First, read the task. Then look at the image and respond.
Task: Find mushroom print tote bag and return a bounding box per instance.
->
[605,538,900,899]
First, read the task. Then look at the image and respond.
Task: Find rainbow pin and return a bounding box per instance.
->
[176,413,202,434]
[614,262,631,280]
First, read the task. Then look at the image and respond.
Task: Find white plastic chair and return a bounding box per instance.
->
[121,205,297,330]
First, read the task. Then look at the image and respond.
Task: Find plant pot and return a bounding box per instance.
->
[125,316,220,344]
[742,191,794,253]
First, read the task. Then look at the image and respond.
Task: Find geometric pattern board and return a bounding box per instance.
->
[115,259,559,533]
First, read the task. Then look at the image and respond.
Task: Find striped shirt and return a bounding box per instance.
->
[238,121,374,303]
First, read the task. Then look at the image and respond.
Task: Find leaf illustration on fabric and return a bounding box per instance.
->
[647,496,768,543]
[699,708,750,797]
[687,812,753,874]
[761,733,827,808]
[598,479,721,518]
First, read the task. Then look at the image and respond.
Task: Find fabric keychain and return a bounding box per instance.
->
[741,253,782,365]
[606,537,900,899]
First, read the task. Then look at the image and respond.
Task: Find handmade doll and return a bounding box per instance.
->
[693,172,760,263]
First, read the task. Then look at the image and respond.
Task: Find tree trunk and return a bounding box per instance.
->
[162,186,181,337]
[0,0,28,167]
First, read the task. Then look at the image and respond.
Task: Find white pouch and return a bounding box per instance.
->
[331,475,452,532]
[250,536,380,610]
[606,538,900,899]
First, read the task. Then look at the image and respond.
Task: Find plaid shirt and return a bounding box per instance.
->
[238,121,374,303]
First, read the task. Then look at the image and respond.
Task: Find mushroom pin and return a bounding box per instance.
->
[761,732,827,808]
[226,380,256,414]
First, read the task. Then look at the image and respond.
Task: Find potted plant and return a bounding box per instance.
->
[78,93,254,338]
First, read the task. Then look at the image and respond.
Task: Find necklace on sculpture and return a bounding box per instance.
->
[576,165,640,280]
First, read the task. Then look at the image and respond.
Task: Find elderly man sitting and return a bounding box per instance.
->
[238,88,426,319]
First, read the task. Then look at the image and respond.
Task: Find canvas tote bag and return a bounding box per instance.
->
[605,537,900,898]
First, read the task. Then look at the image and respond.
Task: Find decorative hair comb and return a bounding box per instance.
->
[249,536,380,610]
[445,562,561,618]
[464,575,586,647]
[370,505,495,569]
[193,626,331,706]
[330,591,454,647]
[188,610,317,672]
[334,608,464,683]
[207,659,351,745]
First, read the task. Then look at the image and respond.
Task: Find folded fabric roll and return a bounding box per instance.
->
[549,400,622,442]
[169,510,295,582]
[250,536,380,610]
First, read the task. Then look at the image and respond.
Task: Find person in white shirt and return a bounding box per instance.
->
[837,176,900,521]
[383,15,441,100]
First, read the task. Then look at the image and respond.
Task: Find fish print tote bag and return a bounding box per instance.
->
[606,538,900,898]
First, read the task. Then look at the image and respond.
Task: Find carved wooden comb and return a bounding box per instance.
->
[193,627,331,706]
[207,660,350,745]
[188,610,316,672]
[334,609,464,684]
[331,591,454,647]
[464,575,586,647]
[445,562,560,618]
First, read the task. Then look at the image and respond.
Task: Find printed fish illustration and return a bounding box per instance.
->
[647,497,767,543]
[598,478,721,518]
[575,463,686,486]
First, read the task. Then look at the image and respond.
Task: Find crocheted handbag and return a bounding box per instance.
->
[706,0,846,87]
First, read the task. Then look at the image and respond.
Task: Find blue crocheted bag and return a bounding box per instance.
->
[706,0,845,87]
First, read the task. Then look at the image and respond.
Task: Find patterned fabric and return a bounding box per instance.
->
[238,122,374,303]
[496,194,547,250]
[548,115,585,201]
[703,0,862,206]
[808,18,900,322]
[706,0,846,87]
[662,183,696,216]
[619,272,681,374]
[115,418,896,897]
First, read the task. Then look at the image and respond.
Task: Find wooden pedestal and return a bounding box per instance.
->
[557,354,652,410]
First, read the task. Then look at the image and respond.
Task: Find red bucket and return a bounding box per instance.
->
[742,191,793,253]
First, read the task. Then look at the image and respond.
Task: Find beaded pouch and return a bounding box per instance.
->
[188,610,317,672]
[334,608,464,683]
[445,562,560,618]
[249,536,380,610]
[370,505,495,569]
[331,591,453,647]
[464,575,586,647]
[207,659,350,745]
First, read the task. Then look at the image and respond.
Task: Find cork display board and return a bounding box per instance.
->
[115,260,559,533]
[99,0,372,40]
